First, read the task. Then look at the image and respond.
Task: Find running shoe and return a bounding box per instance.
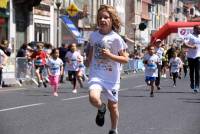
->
[108,130,118,134]
[157,86,161,90]
[195,86,199,92]
[43,82,47,88]
[190,84,195,90]
[190,84,197,93]
[173,84,176,87]
[193,89,198,93]
[96,103,106,127]
[150,92,154,97]
[72,89,77,94]
[53,92,58,97]
[38,82,42,87]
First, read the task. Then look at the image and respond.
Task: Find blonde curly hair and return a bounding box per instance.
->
[97,4,121,33]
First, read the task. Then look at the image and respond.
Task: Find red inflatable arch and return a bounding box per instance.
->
[150,21,200,44]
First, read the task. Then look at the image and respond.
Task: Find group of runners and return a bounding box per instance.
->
[13,4,200,134]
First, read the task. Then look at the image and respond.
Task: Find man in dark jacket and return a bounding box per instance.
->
[59,43,69,83]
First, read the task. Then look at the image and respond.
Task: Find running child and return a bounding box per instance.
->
[87,5,129,134]
[77,54,86,88]
[31,42,47,87]
[169,52,183,87]
[65,43,81,93]
[143,45,159,97]
[47,48,63,96]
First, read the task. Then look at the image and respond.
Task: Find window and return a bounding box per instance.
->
[34,23,50,42]
[100,0,103,5]
[148,4,152,12]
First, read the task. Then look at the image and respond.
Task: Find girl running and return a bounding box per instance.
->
[143,45,159,97]
[65,43,81,93]
[169,52,183,87]
[87,5,129,134]
[47,48,63,96]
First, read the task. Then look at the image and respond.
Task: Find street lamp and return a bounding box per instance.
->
[131,23,138,52]
[55,0,62,48]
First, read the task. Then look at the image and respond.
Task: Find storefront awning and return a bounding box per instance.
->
[60,15,81,37]
[60,15,85,44]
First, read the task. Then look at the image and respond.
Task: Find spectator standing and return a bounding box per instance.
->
[0,40,8,88]
[0,40,11,57]
[59,43,69,83]
[155,39,164,90]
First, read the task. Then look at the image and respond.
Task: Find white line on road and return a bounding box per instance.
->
[0,103,45,112]
[0,84,146,113]
[0,88,26,92]
[62,95,88,101]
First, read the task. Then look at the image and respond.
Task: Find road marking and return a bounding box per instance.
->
[134,84,146,88]
[62,95,88,101]
[0,88,26,92]
[0,84,146,112]
[0,103,45,112]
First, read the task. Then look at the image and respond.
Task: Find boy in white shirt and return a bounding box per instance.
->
[143,45,159,97]
[87,5,129,134]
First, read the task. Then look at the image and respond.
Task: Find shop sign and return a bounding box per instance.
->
[0,0,8,9]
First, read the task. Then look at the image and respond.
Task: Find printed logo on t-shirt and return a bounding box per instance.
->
[147,60,157,70]
[50,63,60,74]
[93,40,112,71]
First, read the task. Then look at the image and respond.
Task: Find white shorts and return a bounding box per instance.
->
[88,81,119,102]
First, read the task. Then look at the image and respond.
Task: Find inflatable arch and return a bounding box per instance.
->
[150,21,200,44]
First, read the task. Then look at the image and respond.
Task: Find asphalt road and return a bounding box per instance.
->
[0,73,199,134]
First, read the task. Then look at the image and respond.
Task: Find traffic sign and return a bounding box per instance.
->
[66,3,79,17]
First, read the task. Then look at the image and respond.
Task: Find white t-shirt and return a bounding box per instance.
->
[89,30,127,89]
[155,47,164,65]
[0,49,6,65]
[185,33,200,59]
[47,58,63,76]
[65,51,81,71]
[143,53,159,77]
[169,57,183,73]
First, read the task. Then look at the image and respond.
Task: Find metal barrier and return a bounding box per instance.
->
[14,57,144,86]
[122,59,144,74]
[15,57,38,85]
